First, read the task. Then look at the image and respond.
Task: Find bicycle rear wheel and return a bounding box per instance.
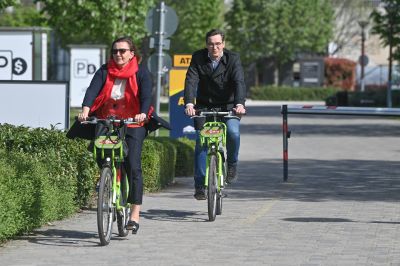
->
[208,154,217,221]
[97,166,114,246]
[117,165,130,237]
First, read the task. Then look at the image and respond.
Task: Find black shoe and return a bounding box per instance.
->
[194,187,206,200]
[126,220,139,234]
[226,164,238,184]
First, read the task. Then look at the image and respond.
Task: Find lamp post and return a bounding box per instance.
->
[358,20,368,92]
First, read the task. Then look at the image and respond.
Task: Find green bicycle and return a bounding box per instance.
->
[82,116,137,246]
[196,110,239,221]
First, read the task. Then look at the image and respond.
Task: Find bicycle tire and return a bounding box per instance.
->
[97,166,114,246]
[208,154,217,221]
[117,166,130,237]
[216,153,225,215]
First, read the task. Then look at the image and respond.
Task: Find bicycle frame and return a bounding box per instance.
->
[94,133,126,212]
[200,121,227,190]
[81,116,137,245]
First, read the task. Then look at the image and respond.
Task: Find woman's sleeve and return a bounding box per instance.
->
[138,64,153,114]
[82,66,106,108]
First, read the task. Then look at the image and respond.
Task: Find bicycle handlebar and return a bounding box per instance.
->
[192,110,241,120]
[79,116,140,125]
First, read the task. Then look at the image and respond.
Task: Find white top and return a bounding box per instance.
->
[111,78,126,100]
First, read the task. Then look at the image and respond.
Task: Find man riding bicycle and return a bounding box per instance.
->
[184,29,246,200]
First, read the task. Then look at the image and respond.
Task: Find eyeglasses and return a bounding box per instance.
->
[207,42,223,48]
[112,48,131,55]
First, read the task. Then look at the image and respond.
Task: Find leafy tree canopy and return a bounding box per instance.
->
[34,0,156,49]
[0,0,17,10]
[225,0,334,66]
[370,0,400,61]
[0,4,47,27]
[164,0,224,55]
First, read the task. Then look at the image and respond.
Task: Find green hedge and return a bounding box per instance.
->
[0,124,195,243]
[249,85,340,101]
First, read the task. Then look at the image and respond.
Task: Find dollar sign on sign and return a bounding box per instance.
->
[14,59,23,74]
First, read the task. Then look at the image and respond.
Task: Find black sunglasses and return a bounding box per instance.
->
[112,48,131,55]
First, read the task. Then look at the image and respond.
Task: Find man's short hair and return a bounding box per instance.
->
[205,29,225,43]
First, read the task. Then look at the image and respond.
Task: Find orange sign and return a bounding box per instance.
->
[173,55,192,67]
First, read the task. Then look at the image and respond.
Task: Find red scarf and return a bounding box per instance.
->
[90,57,139,115]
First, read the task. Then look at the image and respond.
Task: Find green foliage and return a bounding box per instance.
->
[171,137,195,177]
[165,0,225,54]
[0,0,17,10]
[226,0,334,66]
[249,85,340,101]
[0,124,97,208]
[0,149,77,242]
[0,5,47,27]
[35,0,156,47]
[0,123,195,243]
[370,0,400,63]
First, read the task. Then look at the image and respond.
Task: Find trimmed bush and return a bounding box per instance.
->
[249,85,340,101]
[171,137,195,177]
[0,123,195,243]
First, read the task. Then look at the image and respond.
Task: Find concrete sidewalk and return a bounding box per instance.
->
[1,104,400,265]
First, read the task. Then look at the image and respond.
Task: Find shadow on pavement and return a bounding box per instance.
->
[282,217,400,224]
[227,159,400,202]
[141,209,207,222]
[16,229,101,247]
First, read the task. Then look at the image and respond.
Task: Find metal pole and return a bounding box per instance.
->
[155,1,166,136]
[282,105,289,182]
[360,25,366,92]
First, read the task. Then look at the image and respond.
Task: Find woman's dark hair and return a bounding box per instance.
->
[205,29,225,43]
[110,36,142,63]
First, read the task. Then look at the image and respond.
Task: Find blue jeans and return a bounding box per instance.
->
[194,118,240,188]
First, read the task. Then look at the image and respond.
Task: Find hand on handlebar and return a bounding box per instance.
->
[185,105,196,117]
[232,105,246,115]
[135,113,147,123]
[77,106,90,122]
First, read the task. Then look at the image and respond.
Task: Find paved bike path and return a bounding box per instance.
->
[1,101,400,265]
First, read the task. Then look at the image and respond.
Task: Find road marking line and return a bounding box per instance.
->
[244,199,277,225]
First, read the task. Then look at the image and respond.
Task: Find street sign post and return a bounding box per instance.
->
[145,2,178,135]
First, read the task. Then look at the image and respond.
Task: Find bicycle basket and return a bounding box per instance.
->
[93,135,127,161]
[199,122,226,147]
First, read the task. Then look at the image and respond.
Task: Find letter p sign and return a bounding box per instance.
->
[0,51,12,80]
[74,59,97,78]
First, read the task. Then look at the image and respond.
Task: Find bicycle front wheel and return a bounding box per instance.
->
[97,166,114,246]
[208,154,217,221]
[117,165,130,237]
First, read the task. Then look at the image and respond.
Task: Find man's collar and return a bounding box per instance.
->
[208,51,224,62]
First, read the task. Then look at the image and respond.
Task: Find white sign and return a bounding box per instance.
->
[0,81,69,130]
[0,31,32,80]
[69,47,105,107]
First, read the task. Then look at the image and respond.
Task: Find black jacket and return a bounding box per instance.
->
[184,48,246,110]
[82,63,152,114]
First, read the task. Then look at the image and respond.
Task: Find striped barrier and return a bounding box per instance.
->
[281,105,400,182]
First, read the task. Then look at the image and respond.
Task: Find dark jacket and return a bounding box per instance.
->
[184,48,246,110]
[82,63,152,114]
[66,62,170,140]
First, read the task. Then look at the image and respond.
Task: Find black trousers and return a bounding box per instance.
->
[125,126,147,205]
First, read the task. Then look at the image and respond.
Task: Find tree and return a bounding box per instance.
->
[370,0,400,106]
[34,0,156,49]
[0,4,47,27]
[225,0,334,85]
[164,0,224,54]
[0,0,17,10]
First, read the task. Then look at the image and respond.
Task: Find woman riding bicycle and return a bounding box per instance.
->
[77,36,152,234]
